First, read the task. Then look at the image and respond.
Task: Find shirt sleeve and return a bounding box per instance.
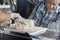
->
[27,0,43,6]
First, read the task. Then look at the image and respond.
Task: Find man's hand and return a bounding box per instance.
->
[11,13,21,20]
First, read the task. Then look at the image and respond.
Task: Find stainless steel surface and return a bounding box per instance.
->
[36,31,59,40]
[0,30,32,40]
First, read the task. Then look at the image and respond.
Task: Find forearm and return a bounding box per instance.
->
[0,12,11,23]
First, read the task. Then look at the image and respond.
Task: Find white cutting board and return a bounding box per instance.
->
[4,27,47,36]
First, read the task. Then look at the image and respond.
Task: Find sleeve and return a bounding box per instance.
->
[10,13,20,19]
[27,0,43,6]
[28,2,43,26]
[28,1,44,19]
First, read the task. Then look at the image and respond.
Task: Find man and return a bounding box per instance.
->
[29,0,60,27]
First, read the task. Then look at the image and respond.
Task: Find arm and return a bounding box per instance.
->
[0,12,11,23]
[0,12,22,27]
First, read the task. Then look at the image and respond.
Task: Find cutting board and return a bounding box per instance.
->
[4,27,47,36]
